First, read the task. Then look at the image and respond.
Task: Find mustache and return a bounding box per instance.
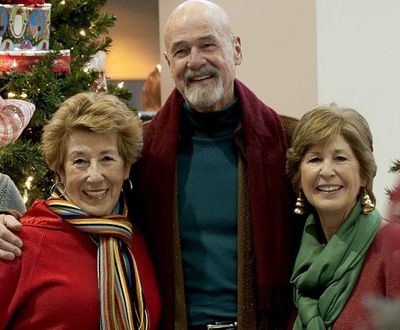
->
[184,66,219,84]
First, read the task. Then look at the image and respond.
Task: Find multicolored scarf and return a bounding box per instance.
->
[48,190,148,330]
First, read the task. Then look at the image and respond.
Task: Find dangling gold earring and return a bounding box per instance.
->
[294,191,305,215]
[361,188,375,214]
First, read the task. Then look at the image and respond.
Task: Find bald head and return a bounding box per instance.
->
[164,0,232,50]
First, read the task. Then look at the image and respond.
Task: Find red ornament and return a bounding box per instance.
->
[0,0,45,5]
[0,50,71,73]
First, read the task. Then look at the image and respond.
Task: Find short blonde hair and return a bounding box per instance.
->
[41,92,143,174]
[286,104,377,203]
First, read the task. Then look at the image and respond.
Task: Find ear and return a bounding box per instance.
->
[123,164,131,181]
[163,51,171,67]
[56,170,65,184]
[233,35,242,65]
[360,175,368,188]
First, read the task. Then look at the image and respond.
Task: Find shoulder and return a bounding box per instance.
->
[0,174,25,213]
[0,173,13,188]
[235,82,297,138]
[18,201,93,262]
[279,114,298,147]
[372,221,400,296]
[0,173,19,196]
[374,221,400,247]
[20,199,66,230]
[142,120,151,135]
[369,221,400,267]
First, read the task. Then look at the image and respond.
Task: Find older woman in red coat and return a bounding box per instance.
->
[0,92,160,329]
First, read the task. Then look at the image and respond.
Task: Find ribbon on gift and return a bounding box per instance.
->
[1,0,45,5]
[0,50,71,73]
[0,96,35,146]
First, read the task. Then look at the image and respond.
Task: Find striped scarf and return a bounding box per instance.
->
[48,190,148,330]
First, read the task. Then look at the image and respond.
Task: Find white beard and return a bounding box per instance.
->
[184,66,224,110]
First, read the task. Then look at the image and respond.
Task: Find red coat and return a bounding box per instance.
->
[0,199,161,329]
[131,80,296,328]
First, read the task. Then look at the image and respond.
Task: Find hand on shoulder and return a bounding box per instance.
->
[0,212,23,260]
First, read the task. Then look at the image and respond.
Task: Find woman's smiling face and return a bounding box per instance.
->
[58,129,130,216]
[300,134,366,222]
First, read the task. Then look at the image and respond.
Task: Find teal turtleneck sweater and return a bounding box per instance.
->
[177,100,240,326]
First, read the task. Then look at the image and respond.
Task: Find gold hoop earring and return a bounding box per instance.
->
[294,191,305,215]
[361,188,375,214]
[50,181,66,198]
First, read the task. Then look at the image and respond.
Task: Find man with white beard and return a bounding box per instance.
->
[0,1,299,329]
[131,1,296,328]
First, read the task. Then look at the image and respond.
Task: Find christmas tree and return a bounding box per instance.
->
[0,0,132,206]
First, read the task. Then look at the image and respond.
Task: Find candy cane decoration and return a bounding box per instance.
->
[0,96,35,146]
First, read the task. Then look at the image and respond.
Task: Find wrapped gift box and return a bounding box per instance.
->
[0,50,70,72]
[0,1,45,4]
[0,3,51,51]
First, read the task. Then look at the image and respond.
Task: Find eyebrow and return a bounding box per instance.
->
[68,149,118,157]
[170,41,187,53]
[170,35,218,53]
[306,148,350,155]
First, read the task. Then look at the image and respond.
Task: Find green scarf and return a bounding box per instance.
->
[291,201,381,329]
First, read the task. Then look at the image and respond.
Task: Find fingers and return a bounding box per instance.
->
[0,214,23,260]
[0,244,21,260]
[3,214,22,231]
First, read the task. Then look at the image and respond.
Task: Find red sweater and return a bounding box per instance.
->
[333,222,400,329]
[0,199,161,329]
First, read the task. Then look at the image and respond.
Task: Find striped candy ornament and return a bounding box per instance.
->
[47,193,148,330]
[0,97,35,146]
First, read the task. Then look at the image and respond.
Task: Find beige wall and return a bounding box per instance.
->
[104,1,160,80]
[316,1,400,212]
[159,0,317,117]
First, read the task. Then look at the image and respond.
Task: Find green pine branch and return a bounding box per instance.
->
[389,159,400,173]
[386,159,400,198]
[0,0,124,206]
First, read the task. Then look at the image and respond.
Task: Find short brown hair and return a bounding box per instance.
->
[41,92,143,174]
[286,104,377,203]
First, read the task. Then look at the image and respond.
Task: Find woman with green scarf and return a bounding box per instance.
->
[286,104,400,329]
